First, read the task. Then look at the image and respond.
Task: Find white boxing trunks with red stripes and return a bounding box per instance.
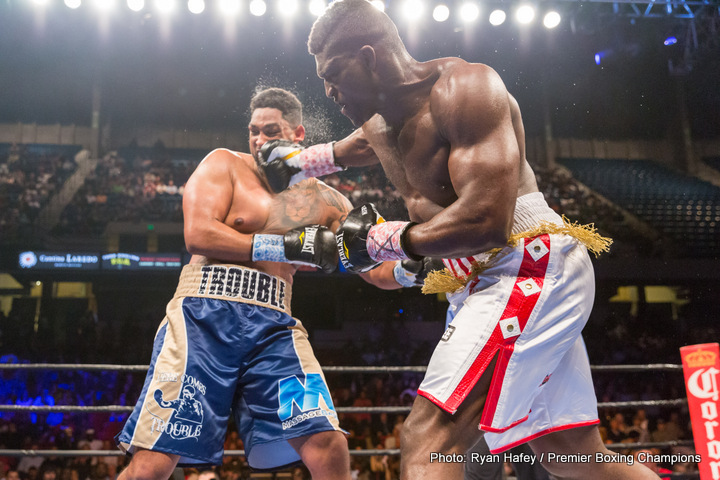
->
[417,192,600,454]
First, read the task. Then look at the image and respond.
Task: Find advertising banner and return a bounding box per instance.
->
[680,343,720,480]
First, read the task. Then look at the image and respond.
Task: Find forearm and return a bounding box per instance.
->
[404,206,511,259]
[359,262,403,290]
[187,220,338,273]
[332,128,380,167]
[185,221,254,262]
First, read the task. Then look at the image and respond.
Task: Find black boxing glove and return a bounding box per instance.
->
[336,203,420,273]
[393,257,445,287]
[251,225,338,273]
[258,140,344,193]
[336,203,385,273]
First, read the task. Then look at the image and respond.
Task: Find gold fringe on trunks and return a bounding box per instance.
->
[421,216,613,295]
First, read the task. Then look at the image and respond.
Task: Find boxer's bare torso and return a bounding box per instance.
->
[184,149,350,284]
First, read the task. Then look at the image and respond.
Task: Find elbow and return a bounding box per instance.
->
[356,139,375,158]
[487,225,512,249]
[458,220,510,253]
[185,238,202,256]
[184,229,205,256]
[481,211,514,250]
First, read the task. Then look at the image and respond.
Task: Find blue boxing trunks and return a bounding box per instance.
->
[116,264,343,470]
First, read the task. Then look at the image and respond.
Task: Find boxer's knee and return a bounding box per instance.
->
[291,431,350,479]
[118,449,179,480]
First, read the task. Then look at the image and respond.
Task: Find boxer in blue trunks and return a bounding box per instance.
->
[115,88,410,479]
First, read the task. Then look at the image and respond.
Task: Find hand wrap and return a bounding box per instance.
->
[367,221,419,262]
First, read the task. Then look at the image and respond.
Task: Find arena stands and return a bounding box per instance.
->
[558,158,720,258]
[53,146,204,237]
[0,143,80,247]
[6,138,718,263]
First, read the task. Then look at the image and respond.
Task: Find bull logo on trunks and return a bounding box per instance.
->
[277,373,338,430]
[149,384,204,440]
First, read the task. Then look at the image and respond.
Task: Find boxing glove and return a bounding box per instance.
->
[337,203,420,273]
[393,257,445,287]
[258,140,344,193]
[252,225,338,273]
[336,203,384,273]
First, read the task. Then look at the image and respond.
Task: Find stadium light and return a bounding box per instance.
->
[401,0,424,21]
[432,4,449,22]
[309,0,326,16]
[187,0,204,13]
[515,5,535,24]
[370,0,385,12]
[64,0,82,9]
[277,0,298,16]
[93,0,116,11]
[459,2,479,22]
[219,0,240,15]
[543,10,561,28]
[249,0,266,15]
[488,9,506,26]
[154,0,176,14]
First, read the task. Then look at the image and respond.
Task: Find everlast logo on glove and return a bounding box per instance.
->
[335,203,386,273]
[336,233,352,270]
[301,227,317,255]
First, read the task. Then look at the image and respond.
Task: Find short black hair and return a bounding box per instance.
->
[249,87,303,128]
[308,0,403,57]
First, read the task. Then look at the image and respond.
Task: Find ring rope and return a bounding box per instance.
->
[0,398,688,413]
[0,362,692,469]
[0,363,683,373]
[0,440,698,457]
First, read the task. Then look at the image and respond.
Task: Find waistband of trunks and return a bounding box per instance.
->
[174,264,292,316]
[425,193,612,295]
[511,192,563,234]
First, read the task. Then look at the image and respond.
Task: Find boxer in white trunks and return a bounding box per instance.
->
[256,1,662,478]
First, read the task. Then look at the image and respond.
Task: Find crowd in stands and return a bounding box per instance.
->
[53,148,195,237]
[40,143,655,259]
[0,141,714,262]
[0,143,78,245]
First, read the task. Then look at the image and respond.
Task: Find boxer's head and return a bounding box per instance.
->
[182,385,196,399]
[249,88,306,160]
[309,0,407,126]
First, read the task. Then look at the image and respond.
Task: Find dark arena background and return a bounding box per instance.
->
[0,0,719,477]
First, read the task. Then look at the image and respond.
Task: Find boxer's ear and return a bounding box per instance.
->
[292,124,306,143]
[358,45,376,72]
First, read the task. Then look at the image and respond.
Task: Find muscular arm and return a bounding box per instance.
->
[404,65,520,258]
[182,149,255,262]
[333,128,381,167]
